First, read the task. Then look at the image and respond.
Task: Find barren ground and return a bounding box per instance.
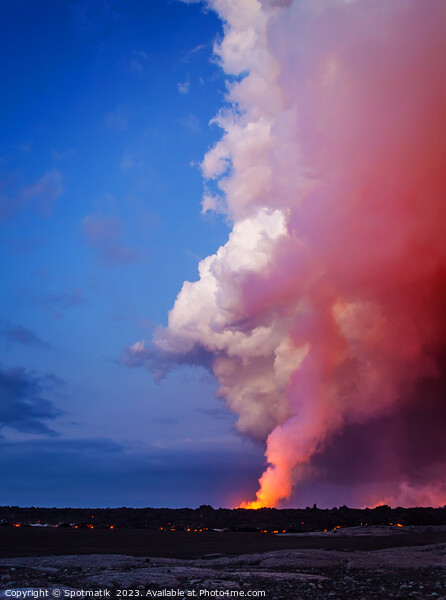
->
[1,526,446,599]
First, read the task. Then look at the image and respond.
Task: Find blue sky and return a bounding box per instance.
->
[0,0,265,508]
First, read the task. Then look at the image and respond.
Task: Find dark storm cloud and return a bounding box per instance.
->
[0,365,63,435]
[0,323,50,349]
[0,436,264,508]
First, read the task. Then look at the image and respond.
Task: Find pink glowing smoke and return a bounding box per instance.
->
[127,0,446,507]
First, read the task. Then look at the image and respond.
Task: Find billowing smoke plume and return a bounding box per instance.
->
[126,0,446,507]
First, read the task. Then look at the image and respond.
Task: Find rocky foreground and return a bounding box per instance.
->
[1,536,446,600]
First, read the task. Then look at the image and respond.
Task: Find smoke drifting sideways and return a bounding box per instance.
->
[124,0,446,508]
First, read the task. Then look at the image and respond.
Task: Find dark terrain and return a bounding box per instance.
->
[1,506,445,599]
[2,526,446,559]
[1,504,446,532]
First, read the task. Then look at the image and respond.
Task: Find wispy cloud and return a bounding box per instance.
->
[70,0,119,35]
[125,50,148,75]
[179,114,200,133]
[51,148,77,162]
[20,170,63,217]
[4,236,44,255]
[0,323,50,349]
[198,407,233,421]
[120,150,135,170]
[0,365,63,436]
[82,213,141,267]
[181,43,208,63]
[104,107,128,131]
[128,57,143,74]
[39,288,85,318]
[178,79,190,94]
[120,338,213,383]
[14,141,33,154]
[0,170,64,221]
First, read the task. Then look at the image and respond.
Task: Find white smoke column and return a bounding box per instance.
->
[127,0,446,507]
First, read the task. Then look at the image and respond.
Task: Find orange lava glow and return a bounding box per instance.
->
[236,500,265,510]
